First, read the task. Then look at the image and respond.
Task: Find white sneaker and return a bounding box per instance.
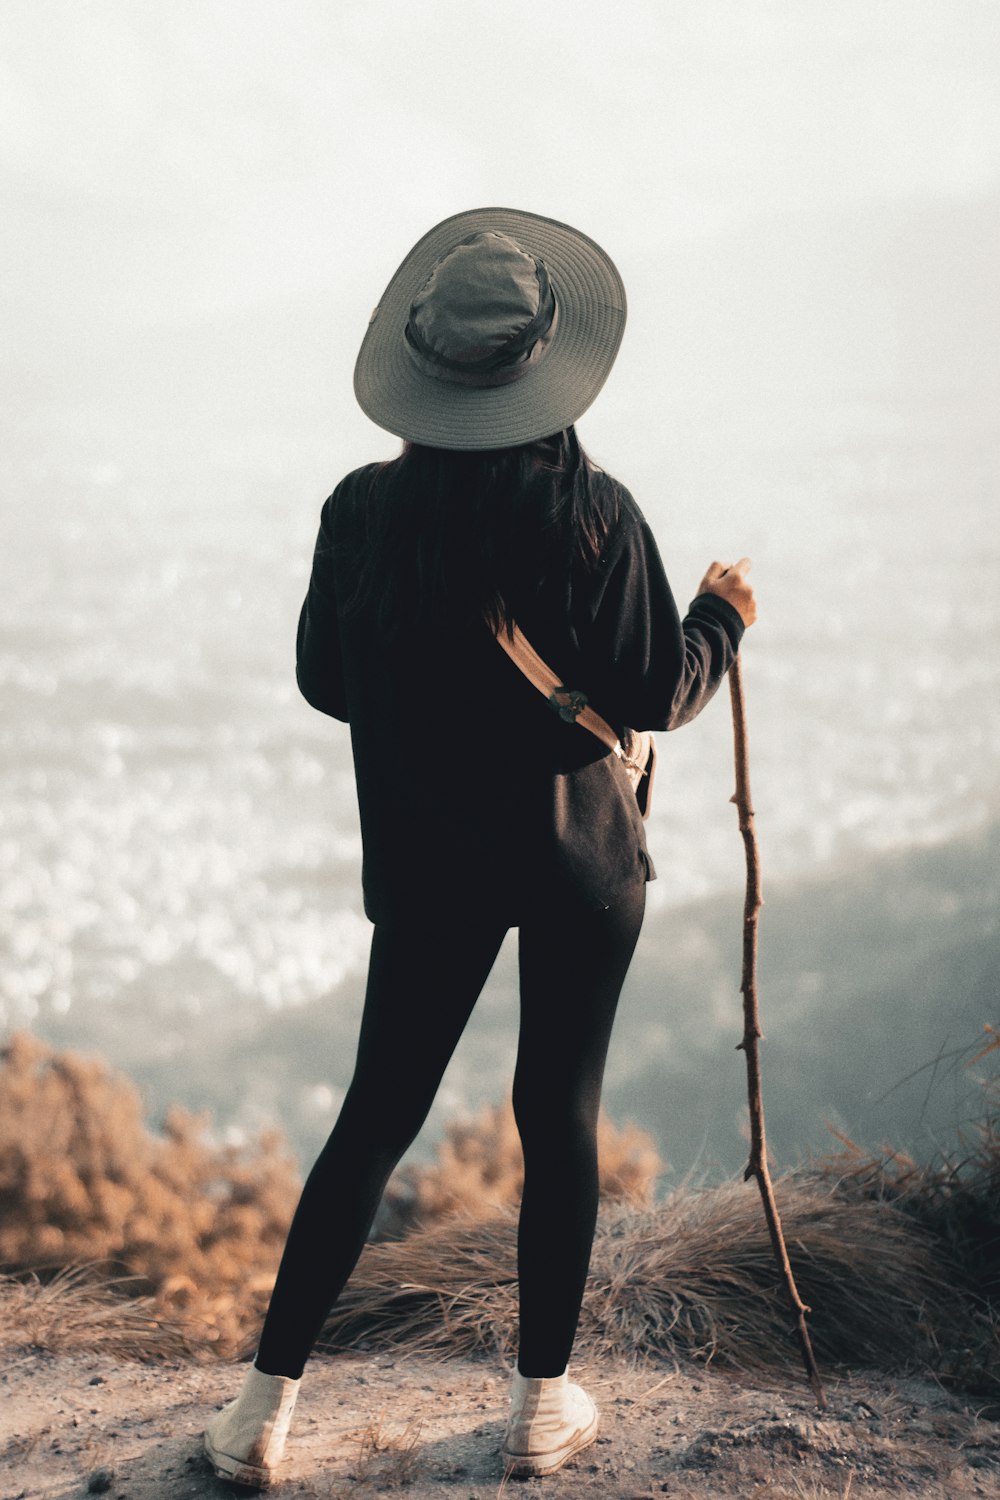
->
[203,1363,301,1487]
[500,1367,599,1476]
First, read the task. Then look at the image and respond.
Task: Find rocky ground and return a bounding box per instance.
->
[2,1348,999,1500]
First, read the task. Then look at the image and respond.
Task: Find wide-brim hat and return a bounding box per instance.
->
[353,207,626,451]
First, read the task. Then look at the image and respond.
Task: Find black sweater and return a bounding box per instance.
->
[296,463,745,924]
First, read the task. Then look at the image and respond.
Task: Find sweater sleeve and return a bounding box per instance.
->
[583,495,745,733]
[295,489,349,722]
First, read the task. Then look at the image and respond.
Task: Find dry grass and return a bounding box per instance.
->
[587,1176,955,1377]
[351,1410,428,1487]
[1,1027,997,1394]
[314,1172,962,1382]
[749,1482,855,1500]
[286,1411,429,1500]
[1,1163,994,1391]
[810,1034,1000,1392]
[0,1265,203,1362]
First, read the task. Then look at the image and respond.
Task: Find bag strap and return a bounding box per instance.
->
[492,620,627,761]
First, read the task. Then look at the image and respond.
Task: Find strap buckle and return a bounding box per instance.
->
[619,729,651,776]
[548,687,589,723]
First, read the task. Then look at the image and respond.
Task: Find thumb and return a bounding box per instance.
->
[729,556,752,578]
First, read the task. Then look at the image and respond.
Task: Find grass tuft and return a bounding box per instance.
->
[315,1173,957,1382]
[0,1264,204,1361]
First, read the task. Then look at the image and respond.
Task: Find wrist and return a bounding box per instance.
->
[690,590,747,641]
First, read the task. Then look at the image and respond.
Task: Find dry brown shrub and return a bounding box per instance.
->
[0,1031,300,1356]
[376,1094,663,1239]
[0,1032,662,1360]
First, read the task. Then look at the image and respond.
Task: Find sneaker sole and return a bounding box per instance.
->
[500,1407,600,1477]
[203,1433,279,1489]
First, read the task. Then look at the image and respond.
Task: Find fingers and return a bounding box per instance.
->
[697,555,756,628]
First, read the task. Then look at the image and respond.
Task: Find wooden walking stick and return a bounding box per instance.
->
[728,654,827,1410]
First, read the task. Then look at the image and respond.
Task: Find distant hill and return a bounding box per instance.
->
[617,818,999,1180]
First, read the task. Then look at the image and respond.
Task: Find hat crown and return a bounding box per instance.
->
[409,231,545,367]
[354,206,626,449]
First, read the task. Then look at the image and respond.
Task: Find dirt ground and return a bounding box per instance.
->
[2,1346,999,1500]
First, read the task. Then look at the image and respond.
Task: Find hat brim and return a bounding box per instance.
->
[353,207,626,451]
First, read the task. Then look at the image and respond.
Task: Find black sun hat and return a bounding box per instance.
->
[353,207,626,451]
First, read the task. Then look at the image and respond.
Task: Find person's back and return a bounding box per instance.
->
[204,208,756,1487]
[296,432,747,922]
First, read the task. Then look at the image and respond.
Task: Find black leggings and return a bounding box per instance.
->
[254,880,646,1380]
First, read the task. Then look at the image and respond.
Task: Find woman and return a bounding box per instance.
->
[204,209,755,1485]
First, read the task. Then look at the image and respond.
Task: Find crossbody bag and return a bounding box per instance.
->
[492,621,657,820]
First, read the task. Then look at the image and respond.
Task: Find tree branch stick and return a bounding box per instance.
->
[728,655,827,1410]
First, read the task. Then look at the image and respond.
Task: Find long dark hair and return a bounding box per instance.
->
[340,425,621,641]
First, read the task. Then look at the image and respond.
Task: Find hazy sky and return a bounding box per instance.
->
[2,3,998,1061]
[3,0,999,464]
